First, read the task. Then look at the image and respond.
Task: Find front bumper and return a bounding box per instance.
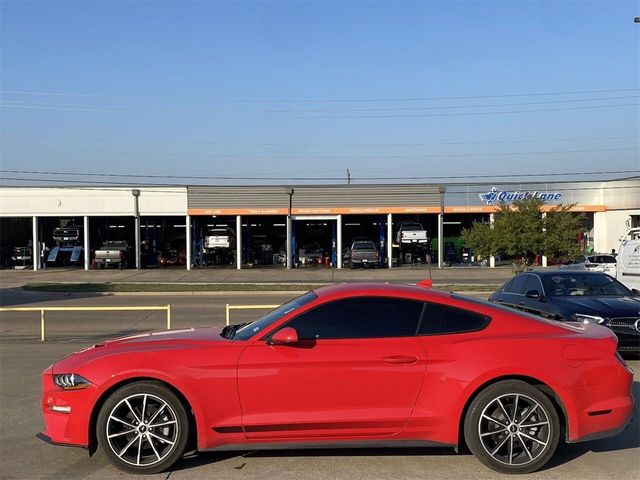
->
[39,368,96,448]
[616,333,640,353]
[35,432,88,450]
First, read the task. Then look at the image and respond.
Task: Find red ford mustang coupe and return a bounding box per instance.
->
[39,283,634,475]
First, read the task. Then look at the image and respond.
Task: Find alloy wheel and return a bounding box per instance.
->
[105,393,179,467]
[477,393,551,466]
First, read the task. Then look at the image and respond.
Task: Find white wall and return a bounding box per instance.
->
[593,209,640,253]
[0,187,187,217]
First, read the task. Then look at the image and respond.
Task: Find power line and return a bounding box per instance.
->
[1,95,637,113]
[1,87,638,103]
[1,133,637,148]
[2,145,636,159]
[1,102,637,118]
[1,177,638,195]
[2,169,638,182]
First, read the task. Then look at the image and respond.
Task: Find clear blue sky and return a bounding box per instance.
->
[1,0,638,185]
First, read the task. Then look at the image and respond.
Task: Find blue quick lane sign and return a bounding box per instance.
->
[479,187,563,206]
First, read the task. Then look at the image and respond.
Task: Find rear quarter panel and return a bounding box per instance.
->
[409,302,628,446]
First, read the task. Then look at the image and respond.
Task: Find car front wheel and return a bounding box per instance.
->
[97,381,189,474]
[464,380,560,474]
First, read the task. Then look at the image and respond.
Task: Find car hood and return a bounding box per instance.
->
[51,327,232,373]
[97,326,229,346]
[551,295,640,317]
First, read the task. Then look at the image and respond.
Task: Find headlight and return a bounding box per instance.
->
[571,314,605,325]
[53,373,92,390]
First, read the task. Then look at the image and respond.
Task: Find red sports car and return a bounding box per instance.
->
[39,283,634,475]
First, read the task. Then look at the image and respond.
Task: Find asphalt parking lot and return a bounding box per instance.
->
[1,289,638,480]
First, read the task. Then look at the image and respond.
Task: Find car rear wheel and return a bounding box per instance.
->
[464,380,560,474]
[97,381,189,474]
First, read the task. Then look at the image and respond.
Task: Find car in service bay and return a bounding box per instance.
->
[348,240,379,268]
[489,271,640,353]
[39,283,634,475]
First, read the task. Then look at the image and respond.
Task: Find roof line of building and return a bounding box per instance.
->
[0,175,638,190]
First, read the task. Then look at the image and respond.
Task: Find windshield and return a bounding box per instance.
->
[353,242,375,250]
[542,273,632,297]
[232,291,318,340]
[402,224,422,231]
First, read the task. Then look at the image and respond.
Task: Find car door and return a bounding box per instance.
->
[498,274,528,309]
[517,275,549,316]
[237,296,427,440]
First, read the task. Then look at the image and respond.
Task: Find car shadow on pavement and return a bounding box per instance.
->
[170,446,457,473]
[0,287,106,306]
[171,381,640,474]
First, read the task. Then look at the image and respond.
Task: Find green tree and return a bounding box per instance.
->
[461,197,585,263]
[543,204,585,260]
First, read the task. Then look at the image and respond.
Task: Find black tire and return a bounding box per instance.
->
[464,380,560,474]
[96,380,190,474]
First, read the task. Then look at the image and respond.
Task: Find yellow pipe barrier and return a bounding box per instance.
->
[225,304,279,326]
[0,305,172,341]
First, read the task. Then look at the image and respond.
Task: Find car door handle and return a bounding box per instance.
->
[496,298,504,302]
[381,355,418,365]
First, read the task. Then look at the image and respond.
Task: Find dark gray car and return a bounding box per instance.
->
[489,271,640,353]
[348,241,379,268]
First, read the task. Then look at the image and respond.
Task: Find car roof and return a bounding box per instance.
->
[527,270,609,277]
[313,282,451,301]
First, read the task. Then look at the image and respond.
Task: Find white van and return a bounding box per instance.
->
[617,227,640,291]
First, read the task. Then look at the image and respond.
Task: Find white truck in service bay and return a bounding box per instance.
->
[395,222,429,245]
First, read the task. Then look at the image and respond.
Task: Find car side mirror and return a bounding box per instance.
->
[525,289,541,299]
[631,288,640,297]
[267,327,299,346]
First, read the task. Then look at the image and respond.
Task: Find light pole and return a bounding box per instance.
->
[132,189,141,270]
[286,188,295,269]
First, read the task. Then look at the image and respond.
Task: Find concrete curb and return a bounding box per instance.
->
[20,289,494,297]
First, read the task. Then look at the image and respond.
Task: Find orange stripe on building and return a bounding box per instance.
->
[187,204,606,216]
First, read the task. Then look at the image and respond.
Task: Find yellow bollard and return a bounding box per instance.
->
[40,309,46,342]
[166,304,172,330]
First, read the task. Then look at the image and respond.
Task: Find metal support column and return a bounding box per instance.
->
[132,189,141,270]
[32,216,39,271]
[541,212,548,267]
[185,215,192,270]
[489,213,496,268]
[286,188,294,269]
[438,212,444,268]
[83,216,90,270]
[236,215,242,269]
[336,214,342,269]
[387,213,393,268]
[286,215,292,269]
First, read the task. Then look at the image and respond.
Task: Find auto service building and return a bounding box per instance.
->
[0,177,638,271]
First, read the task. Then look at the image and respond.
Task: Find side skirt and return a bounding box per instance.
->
[202,438,456,452]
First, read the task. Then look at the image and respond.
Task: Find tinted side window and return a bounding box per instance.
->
[524,275,543,294]
[505,275,528,294]
[284,297,424,340]
[418,303,489,335]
